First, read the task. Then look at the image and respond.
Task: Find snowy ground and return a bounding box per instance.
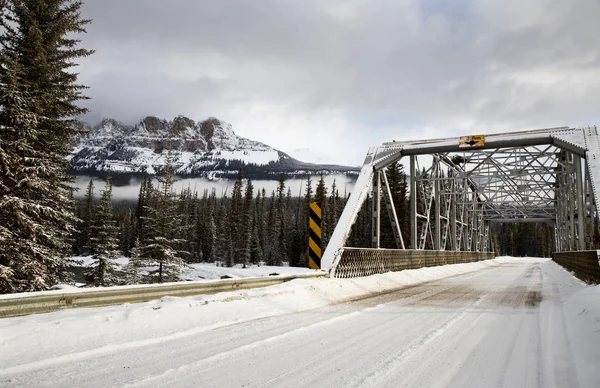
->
[1,257,599,387]
[71,255,314,284]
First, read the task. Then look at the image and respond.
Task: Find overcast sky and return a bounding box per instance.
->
[77,0,600,166]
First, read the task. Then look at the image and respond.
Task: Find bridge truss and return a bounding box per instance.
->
[323,126,600,277]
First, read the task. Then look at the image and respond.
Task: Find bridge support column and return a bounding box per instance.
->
[575,155,586,250]
[450,179,457,250]
[371,170,381,248]
[434,156,441,250]
[410,155,417,249]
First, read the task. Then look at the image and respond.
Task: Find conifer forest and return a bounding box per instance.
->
[0,0,554,294]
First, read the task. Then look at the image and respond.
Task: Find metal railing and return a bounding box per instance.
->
[0,272,327,318]
[552,251,600,283]
[332,248,495,278]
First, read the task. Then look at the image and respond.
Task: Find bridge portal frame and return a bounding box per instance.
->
[323,126,600,277]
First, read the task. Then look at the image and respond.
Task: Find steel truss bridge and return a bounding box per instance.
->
[322,126,600,278]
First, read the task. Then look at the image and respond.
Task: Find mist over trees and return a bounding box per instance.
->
[71,166,353,285]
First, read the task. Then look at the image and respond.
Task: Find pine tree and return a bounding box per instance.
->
[230,169,244,263]
[323,179,339,247]
[250,208,263,264]
[0,0,94,293]
[124,237,144,284]
[265,191,278,265]
[215,200,234,267]
[118,209,134,256]
[87,177,119,286]
[200,189,217,261]
[256,188,267,262]
[0,54,77,292]
[134,176,153,244]
[77,179,95,254]
[314,175,328,251]
[239,178,254,267]
[208,212,217,262]
[136,156,189,282]
[0,54,42,292]
[275,176,287,265]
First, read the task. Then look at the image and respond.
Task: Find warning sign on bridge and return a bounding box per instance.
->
[459,135,485,148]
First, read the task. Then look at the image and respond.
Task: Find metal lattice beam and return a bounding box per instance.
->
[322,126,600,276]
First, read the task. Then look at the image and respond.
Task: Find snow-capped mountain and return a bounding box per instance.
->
[69,116,359,181]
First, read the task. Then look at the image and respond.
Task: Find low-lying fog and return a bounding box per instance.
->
[71,174,357,200]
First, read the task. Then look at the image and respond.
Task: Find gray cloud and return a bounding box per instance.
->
[76,0,600,165]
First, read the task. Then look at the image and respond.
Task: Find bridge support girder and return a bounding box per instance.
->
[322,126,600,278]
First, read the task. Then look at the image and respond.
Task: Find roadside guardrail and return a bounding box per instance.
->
[0,271,327,318]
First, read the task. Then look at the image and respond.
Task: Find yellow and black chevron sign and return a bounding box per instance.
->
[308,202,322,269]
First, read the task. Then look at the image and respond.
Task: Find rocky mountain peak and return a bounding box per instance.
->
[200,117,220,140]
[139,116,169,134]
[69,115,359,181]
[171,115,196,136]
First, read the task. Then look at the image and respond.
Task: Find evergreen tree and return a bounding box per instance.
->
[215,199,234,267]
[208,212,217,262]
[0,0,94,293]
[256,188,267,262]
[136,156,189,282]
[265,191,278,265]
[314,175,328,251]
[134,176,153,244]
[118,209,134,256]
[275,176,287,265]
[124,237,144,284]
[323,179,339,248]
[315,176,327,209]
[230,169,244,263]
[0,55,76,292]
[200,189,217,262]
[305,176,313,202]
[78,179,95,254]
[239,178,254,267]
[250,208,263,264]
[87,177,119,286]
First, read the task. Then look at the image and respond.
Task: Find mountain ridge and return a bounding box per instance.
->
[69,115,359,184]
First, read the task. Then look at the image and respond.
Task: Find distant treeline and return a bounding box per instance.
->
[493,223,554,257]
[73,161,357,285]
[69,157,359,185]
[73,159,555,286]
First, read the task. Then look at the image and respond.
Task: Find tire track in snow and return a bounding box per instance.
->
[348,287,487,388]
[120,310,366,387]
[121,280,492,388]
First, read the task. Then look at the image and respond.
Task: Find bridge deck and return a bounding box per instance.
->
[1,258,597,387]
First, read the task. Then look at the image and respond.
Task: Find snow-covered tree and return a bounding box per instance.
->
[87,177,119,286]
[124,238,144,284]
[239,178,254,267]
[0,0,93,293]
[215,200,234,267]
[230,169,244,263]
[250,209,263,265]
[76,179,95,254]
[135,156,189,282]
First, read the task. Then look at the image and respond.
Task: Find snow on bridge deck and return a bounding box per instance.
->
[1,257,598,387]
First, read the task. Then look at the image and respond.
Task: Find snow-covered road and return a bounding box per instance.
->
[1,258,599,387]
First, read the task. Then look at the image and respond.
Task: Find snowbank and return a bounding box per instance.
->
[1,256,598,380]
[0,256,544,371]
